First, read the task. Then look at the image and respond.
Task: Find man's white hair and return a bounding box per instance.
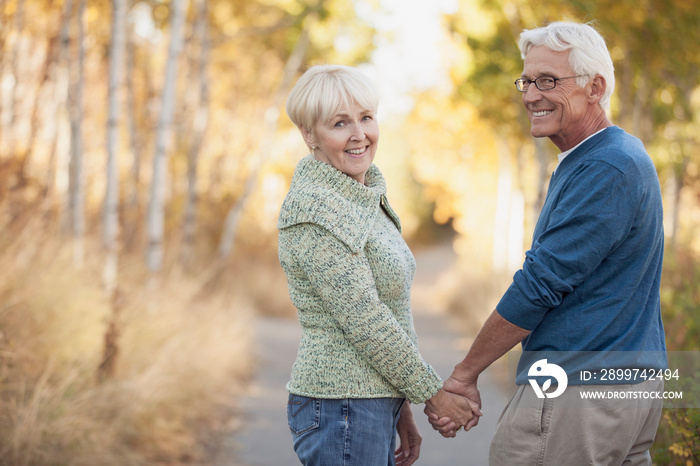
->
[519,21,615,111]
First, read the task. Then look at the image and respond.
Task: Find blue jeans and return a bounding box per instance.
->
[287,394,405,466]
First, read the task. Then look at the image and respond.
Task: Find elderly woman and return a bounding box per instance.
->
[278,65,477,466]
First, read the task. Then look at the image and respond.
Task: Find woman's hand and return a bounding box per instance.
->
[424,388,482,437]
[395,402,421,466]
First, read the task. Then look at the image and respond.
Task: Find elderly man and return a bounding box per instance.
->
[428,21,667,465]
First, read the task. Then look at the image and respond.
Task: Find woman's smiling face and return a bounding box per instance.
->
[303,100,379,184]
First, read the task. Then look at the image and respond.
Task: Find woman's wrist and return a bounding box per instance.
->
[400,400,413,417]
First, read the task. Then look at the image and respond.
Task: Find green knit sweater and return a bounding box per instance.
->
[277,155,442,404]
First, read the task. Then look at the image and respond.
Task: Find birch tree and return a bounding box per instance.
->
[180,0,210,269]
[216,27,310,259]
[492,138,524,272]
[42,0,73,213]
[4,0,25,158]
[67,0,86,266]
[104,0,126,294]
[146,0,187,273]
[124,7,149,250]
[0,1,5,149]
[97,0,127,383]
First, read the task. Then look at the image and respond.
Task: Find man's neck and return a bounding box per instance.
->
[551,115,613,152]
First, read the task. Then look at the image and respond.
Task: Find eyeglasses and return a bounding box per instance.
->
[514,75,588,92]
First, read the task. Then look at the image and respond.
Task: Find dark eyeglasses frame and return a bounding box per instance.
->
[514,75,588,92]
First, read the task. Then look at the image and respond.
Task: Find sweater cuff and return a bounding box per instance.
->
[402,366,443,404]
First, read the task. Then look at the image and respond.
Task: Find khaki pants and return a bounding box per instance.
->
[489,378,664,466]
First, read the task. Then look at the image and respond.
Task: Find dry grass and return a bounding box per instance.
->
[0,217,253,465]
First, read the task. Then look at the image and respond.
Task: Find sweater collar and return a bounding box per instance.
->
[278,156,399,252]
[554,126,621,176]
[293,155,387,199]
[554,127,609,174]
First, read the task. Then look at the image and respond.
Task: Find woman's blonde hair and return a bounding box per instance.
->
[285,64,379,132]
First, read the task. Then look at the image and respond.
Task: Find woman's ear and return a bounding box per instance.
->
[300,125,316,148]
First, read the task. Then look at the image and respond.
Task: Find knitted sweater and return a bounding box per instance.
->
[277,155,442,403]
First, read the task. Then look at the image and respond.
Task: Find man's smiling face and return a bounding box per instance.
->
[521,46,593,151]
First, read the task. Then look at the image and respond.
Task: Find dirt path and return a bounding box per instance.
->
[214,244,512,465]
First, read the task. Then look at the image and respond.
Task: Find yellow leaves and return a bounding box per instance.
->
[213,3,237,35]
[152,3,170,22]
[453,0,499,40]
[662,410,700,464]
[660,89,674,106]
[263,0,306,15]
[668,442,691,458]
[691,87,700,120]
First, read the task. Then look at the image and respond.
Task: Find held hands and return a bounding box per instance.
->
[424,376,482,438]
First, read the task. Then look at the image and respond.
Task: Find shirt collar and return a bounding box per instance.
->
[554,127,609,173]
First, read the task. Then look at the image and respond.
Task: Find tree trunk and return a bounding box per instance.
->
[5,0,25,158]
[99,0,127,383]
[669,148,689,251]
[42,0,73,221]
[507,189,525,271]
[492,139,511,272]
[67,0,86,266]
[216,28,310,260]
[181,0,210,269]
[146,0,187,273]
[124,14,143,251]
[103,0,126,295]
[0,0,6,149]
[19,34,57,185]
[97,289,123,382]
[492,138,524,272]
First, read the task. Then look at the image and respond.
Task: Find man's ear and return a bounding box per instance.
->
[300,125,316,148]
[589,75,606,105]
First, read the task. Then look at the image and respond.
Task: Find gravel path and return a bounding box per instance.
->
[214,244,512,465]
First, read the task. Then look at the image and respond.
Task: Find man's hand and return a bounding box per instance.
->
[444,375,482,431]
[425,376,482,437]
[423,388,481,437]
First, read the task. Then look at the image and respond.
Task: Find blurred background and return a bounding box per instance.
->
[0,0,698,464]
